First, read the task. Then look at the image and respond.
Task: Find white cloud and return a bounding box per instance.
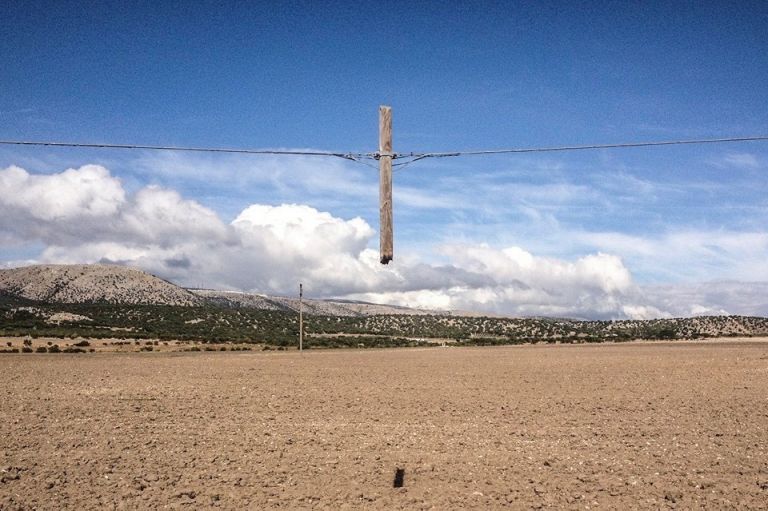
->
[0,164,125,221]
[124,186,231,245]
[445,244,632,294]
[621,304,671,320]
[572,229,768,282]
[638,281,768,318]
[0,164,232,248]
[3,163,768,320]
[227,204,382,295]
[233,203,372,256]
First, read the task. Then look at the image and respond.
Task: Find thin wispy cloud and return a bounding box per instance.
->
[714,152,762,170]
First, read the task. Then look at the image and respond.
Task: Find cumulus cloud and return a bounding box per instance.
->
[3,163,768,320]
[123,186,231,246]
[573,229,768,282]
[348,247,636,319]
[0,164,125,220]
[233,204,372,259]
[638,281,768,318]
[0,165,126,243]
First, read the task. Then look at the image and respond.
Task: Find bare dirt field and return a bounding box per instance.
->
[2,340,767,510]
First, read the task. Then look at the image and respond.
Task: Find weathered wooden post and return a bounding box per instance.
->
[379,105,393,264]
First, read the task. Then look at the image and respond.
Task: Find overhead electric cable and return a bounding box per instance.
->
[2,134,767,165]
[0,139,364,161]
[388,135,768,161]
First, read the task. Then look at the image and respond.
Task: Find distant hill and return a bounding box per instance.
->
[0,264,444,316]
[1,264,768,346]
[0,264,201,306]
[2,265,768,343]
[193,289,446,317]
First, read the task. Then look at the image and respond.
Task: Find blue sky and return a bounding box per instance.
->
[1,1,767,318]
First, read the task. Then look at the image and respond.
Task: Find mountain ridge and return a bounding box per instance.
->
[0,264,448,317]
[0,264,201,306]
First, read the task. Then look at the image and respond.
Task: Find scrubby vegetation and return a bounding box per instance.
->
[308,314,768,344]
[0,293,299,345]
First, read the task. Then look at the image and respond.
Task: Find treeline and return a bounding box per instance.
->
[2,294,767,347]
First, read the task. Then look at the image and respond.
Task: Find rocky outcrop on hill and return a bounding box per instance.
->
[191,290,288,311]
[0,264,201,306]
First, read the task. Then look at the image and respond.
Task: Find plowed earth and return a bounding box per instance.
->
[2,340,767,509]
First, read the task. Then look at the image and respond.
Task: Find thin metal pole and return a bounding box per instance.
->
[299,283,303,352]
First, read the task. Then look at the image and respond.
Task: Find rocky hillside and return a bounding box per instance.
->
[0,264,442,315]
[0,264,201,306]
[193,290,444,317]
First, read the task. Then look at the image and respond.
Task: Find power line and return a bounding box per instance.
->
[2,134,768,165]
[389,135,768,162]
[0,139,365,161]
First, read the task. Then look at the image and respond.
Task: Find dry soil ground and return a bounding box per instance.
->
[1,340,767,510]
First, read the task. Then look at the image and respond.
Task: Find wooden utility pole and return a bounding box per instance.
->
[299,283,303,351]
[379,105,393,264]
